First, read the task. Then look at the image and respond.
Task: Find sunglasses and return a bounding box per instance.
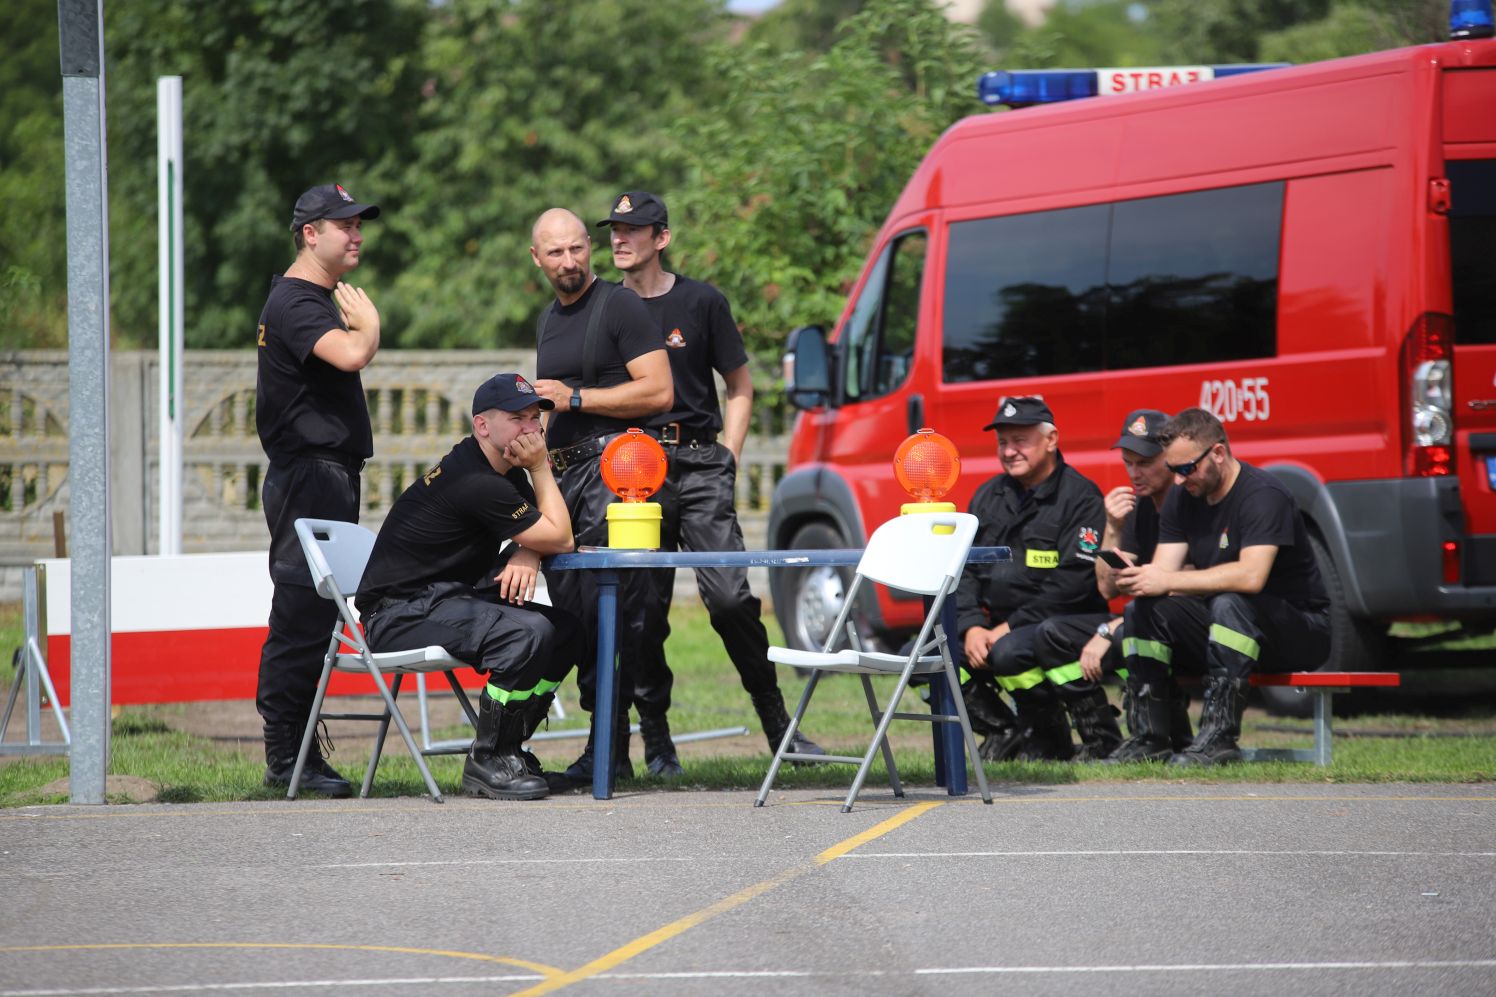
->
[1166,445,1216,477]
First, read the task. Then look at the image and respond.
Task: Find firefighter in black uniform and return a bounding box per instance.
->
[599,190,824,775]
[356,373,581,800]
[1031,409,1193,760]
[527,207,674,789]
[956,397,1107,760]
[1115,407,1331,765]
[254,183,381,797]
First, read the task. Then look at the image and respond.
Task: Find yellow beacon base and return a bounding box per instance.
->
[607,501,662,549]
[900,500,957,533]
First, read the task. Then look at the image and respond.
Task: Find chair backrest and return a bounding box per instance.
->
[294,518,377,603]
[856,512,978,596]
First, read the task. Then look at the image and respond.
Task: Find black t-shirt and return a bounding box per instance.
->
[1119,494,1162,565]
[535,277,665,448]
[1159,461,1328,607]
[355,436,541,611]
[255,275,372,462]
[640,275,748,436]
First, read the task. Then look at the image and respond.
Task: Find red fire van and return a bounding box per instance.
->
[768,35,1496,697]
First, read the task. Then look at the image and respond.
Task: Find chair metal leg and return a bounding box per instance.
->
[288,650,338,801]
[942,656,992,804]
[843,662,921,813]
[445,670,480,728]
[755,668,822,806]
[364,672,398,798]
[363,666,444,803]
[860,674,903,798]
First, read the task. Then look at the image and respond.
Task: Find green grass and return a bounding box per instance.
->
[2,605,1495,806]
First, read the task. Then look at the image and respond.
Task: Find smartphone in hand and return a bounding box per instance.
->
[1097,548,1134,570]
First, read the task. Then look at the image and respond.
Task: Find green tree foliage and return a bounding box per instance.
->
[384,0,725,348]
[669,0,984,362]
[979,1,1166,69]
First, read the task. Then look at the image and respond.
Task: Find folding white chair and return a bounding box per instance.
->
[291,518,480,803]
[755,512,993,812]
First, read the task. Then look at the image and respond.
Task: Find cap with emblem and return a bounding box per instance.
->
[982,396,1055,431]
[1111,408,1169,457]
[289,183,380,232]
[472,373,555,415]
[597,191,668,228]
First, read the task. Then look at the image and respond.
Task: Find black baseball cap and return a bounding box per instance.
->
[982,396,1055,431]
[1112,409,1170,457]
[289,183,380,232]
[597,191,668,228]
[472,373,554,416]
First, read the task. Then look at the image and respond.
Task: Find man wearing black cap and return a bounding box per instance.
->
[527,208,673,788]
[355,373,581,800]
[1031,409,1194,760]
[254,183,382,797]
[955,396,1107,760]
[599,190,824,775]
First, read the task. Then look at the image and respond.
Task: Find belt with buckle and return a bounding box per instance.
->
[548,434,618,473]
[651,422,717,446]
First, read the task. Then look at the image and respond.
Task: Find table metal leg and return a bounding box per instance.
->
[593,570,620,800]
[938,598,968,796]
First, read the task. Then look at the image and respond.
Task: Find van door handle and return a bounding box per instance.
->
[907,394,924,434]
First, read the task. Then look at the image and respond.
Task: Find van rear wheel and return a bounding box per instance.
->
[1258,531,1388,718]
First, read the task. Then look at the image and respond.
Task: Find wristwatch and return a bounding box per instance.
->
[1095,621,1113,640]
[569,387,582,412]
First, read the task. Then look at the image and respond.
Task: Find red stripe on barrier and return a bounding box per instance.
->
[1250,672,1401,688]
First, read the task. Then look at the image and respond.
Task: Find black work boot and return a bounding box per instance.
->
[960,677,1022,762]
[518,693,573,795]
[563,715,635,789]
[263,721,352,798]
[638,712,684,778]
[1104,677,1175,763]
[754,691,826,763]
[1058,684,1123,761]
[1009,685,1075,761]
[462,691,550,800]
[1167,677,1195,752]
[1171,675,1250,767]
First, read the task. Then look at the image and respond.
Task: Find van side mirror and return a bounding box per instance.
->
[783,325,832,410]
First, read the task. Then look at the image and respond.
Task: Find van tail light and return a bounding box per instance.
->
[1443,540,1461,584]
[1401,313,1454,477]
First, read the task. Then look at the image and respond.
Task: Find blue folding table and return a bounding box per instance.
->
[546,546,1010,800]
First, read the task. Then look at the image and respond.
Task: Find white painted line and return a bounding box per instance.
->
[12,961,1496,995]
[317,857,703,869]
[846,849,1496,858]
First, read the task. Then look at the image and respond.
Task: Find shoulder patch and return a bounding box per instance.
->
[1077,526,1099,553]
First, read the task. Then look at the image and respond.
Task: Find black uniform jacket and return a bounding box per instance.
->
[955,456,1108,636]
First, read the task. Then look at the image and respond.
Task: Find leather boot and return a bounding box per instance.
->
[1171,675,1250,767]
[638,712,684,778]
[961,677,1022,762]
[519,693,573,794]
[753,691,826,763]
[563,714,635,788]
[1009,684,1074,761]
[1167,677,1195,752]
[1104,676,1174,763]
[263,721,352,798]
[462,691,550,800]
[1058,684,1123,761]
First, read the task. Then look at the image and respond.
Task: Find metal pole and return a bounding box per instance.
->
[59,0,112,804]
[157,76,184,555]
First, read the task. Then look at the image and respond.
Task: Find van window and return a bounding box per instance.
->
[842,230,927,402]
[942,182,1283,383]
[1449,160,1496,345]
[943,205,1108,382]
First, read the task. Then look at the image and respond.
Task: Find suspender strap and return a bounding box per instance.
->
[536,279,615,389]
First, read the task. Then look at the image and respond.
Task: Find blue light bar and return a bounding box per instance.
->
[978,64,1290,108]
[1450,0,1495,39]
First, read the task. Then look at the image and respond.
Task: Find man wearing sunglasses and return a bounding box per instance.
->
[1113,408,1331,765]
[955,396,1107,760]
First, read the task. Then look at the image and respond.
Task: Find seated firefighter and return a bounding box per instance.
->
[1031,409,1193,760]
[355,373,582,800]
[956,396,1108,760]
[1114,407,1331,765]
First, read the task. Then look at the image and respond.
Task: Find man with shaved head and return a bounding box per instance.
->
[529,207,673,789]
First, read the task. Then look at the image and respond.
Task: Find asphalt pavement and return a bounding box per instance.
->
[2,782,1494,996]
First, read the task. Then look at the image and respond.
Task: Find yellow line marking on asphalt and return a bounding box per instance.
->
[505,801,945,996]
[0,943,563,978]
